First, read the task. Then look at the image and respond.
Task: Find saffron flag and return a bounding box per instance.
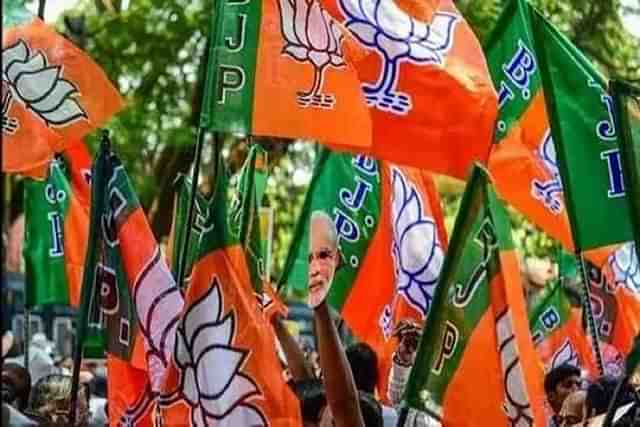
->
[23,157,89,307]
[159,160,302,426]
[318,0,498,178]
[529,282,598,376]
[82,150,184,425]
[279,148,448,398]
[2,10,124,178]
[485,0,573,252]
[530,6,632,250]
[201,0,372,148]
[401,165,545,426]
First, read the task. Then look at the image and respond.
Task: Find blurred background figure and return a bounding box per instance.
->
[26,374,90,427]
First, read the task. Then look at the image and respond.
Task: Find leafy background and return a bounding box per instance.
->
[8,0,640,279]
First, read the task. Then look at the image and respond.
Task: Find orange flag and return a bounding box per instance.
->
[2,18,123,178]
[319,0,498,179]
[159,163,301,426]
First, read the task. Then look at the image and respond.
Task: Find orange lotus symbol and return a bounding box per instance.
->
[278,0,345,109]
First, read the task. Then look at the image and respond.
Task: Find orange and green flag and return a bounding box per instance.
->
[318,0,498,179]
[23,155,90,308]
[529,281,598,376]
[159,160,301,426]
[2,3,123,178]
[75,147,184,426]
[280,147,448,398]
[401,165,545,426]
[201,0,372,149]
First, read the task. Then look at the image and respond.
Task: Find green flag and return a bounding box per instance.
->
[279,148,381,308]
[530,5,632,250]
[23,160,77,307]
[169,174,213,287]
[612,81,640,256]
[401,165,545,425]
[2,0,32,27]
[229,144,268,291]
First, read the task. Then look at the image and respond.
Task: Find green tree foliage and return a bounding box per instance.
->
[21,0,639,276]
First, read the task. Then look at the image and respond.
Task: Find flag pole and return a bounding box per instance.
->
[37,0,46,19]
[69,130,111,426]
[576,252,605,376]
[174,127,207,291]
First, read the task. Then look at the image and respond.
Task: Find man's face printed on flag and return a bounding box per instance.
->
[308,213,339,308]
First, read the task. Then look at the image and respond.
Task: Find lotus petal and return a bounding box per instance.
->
[278,0,299,44]
[200,374,258,418]
[391,169,408,223]
[182,366,198,406]
[283,44,309,61]
[374,0,412,40]
[399,221,435,275]
[306,2,330,50]
[7,51,47,84]
[424,12,458,51]
[40,98,87,125]
[308,50,330,68]
[395,189,421,241]
[408,42,441,63]
[29,79,77,113]
[376,33,409,60]
[191,405,206,427]
[326,15,342,53]
[216,404,266,427]
[339,0,367,22]
[14,66,59,102]
[345,21,377,47]
[402,280,428,314]
[191,315,235,359]
[2,40,29,76]
[551,340,578,369]
[183,281,222,345]
[329,54,345,67]
[294,0,310,47]
[414,244,443,284]
[196,345,245,399]
[175,328,191,368]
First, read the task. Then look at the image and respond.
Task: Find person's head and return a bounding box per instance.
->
[346,343,379,394]
[584,375,636,419]
[559,390,586,426]
[1,362,31,411]
[545,364,582,413]
[27,374,89,427]
[308,211,340,308]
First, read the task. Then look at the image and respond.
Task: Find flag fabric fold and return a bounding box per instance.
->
[401,164,545,426]
[529,5,632,250]
[280,147,448,399]
[2,12,123,178]
[159,159,301,426]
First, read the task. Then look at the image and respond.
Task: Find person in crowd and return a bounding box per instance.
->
[1,363,31,412]
[584,375,638,420]
[544,364,582,427]
[26,374,90,427]
[558,390,586,426]
[346,342,398,427]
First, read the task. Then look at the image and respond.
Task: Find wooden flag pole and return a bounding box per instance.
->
[576,252,605,376]
[69,130,110,426]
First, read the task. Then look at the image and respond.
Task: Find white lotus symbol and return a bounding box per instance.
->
[338,0,458,114]
[278,0,345,108]
[2,39,88,127]
[391,168,443,316]
[550,339,579,370]
[132,249,184,393]
[496,310,534,427]
[173,276,266,427]
[2,81,18,134]
[609,243,640,294]
[531,130,564,215]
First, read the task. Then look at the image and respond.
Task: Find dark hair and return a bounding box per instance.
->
[359,391,383,427]
[1,363,31,411]
[585,376,637,417]
[544,364,581,395]
[346,343,378,394]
